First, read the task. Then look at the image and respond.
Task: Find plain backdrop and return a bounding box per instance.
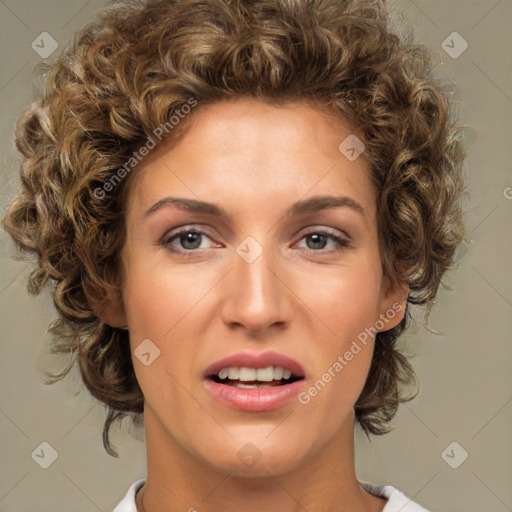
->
[0,1,511,511]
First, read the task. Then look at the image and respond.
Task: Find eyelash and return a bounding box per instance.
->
[161,226,352,256]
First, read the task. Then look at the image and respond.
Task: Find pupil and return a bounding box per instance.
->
[307,233,326,250]
[182,232,201,249]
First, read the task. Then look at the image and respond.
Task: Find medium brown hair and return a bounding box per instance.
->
[3,0,467,456]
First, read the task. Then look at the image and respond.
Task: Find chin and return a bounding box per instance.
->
[196,433,312,477]
[212,453,306,478]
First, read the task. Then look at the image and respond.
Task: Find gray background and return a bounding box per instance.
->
[1,0,511,511]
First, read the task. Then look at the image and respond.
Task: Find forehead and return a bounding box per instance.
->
[158,97,362,164]
[127,97,376,222]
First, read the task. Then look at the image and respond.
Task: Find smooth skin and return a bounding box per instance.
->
[97,97,408,512]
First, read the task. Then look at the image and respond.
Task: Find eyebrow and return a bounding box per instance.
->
[144,194,365,220]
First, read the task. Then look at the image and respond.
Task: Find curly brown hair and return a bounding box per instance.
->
[2,0,467,457]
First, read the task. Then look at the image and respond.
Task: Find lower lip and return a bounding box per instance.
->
[203,379,305,412]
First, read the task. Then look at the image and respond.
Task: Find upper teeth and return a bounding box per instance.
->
[217,366,293,381]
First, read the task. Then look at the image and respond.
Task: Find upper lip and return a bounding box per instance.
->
[204,350,306,379]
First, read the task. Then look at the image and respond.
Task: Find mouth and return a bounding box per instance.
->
[208,366,304,388]
[202,351,306,411]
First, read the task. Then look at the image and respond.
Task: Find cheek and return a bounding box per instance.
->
[295,258,382,406]
[121,261,205,413]
[122,251,205,340]
[120,254,219,393]
[301,260,382,340]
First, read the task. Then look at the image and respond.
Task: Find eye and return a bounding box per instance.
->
[295,230,352,254]
[162,227,216,254]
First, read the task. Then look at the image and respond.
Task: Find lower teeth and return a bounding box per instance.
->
[234,383,274,389]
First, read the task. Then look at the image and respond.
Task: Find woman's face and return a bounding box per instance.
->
[118,97,405,476]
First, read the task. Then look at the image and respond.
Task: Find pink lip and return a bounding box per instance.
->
[202,350,306,412]
[203,350,306,379]
[203,378,305,412]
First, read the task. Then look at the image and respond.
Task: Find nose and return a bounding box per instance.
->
[220,240,293,337]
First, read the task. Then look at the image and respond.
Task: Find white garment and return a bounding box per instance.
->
[112,478,431,511]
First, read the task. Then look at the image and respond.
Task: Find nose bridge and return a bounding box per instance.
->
[223,234,291,334]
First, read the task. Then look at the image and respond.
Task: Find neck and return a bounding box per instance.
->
[135,407,386,512]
